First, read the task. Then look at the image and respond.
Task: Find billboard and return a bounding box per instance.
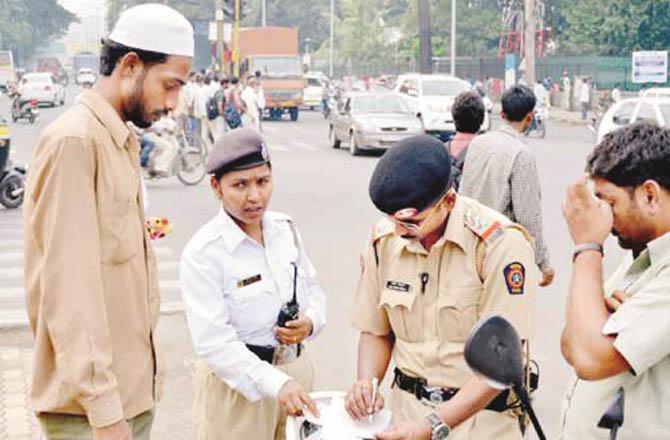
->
[632,51,668,84]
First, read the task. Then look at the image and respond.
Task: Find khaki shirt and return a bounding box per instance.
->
[352,196,536,389]
[561,232,670,439]
[23,90,161,428]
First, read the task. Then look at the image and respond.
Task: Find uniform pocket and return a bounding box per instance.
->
[379,291,422,342]
[99,199,140,265]
[437,287,482,342]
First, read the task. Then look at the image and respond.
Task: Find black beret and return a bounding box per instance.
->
[206,127,270,177]
[369,135,452,215]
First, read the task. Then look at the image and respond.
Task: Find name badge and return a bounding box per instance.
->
[237,274,262,288]
[386,280,412,293]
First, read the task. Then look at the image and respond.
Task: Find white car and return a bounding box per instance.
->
[18,72,65,107]
[597,97,670,143]
[394,73,490,140]
[76,68,96,86]
[303,75,325,110]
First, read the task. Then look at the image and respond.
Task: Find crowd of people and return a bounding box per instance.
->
[17,4,670,440]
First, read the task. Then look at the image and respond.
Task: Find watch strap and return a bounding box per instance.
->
[573,242,604,262]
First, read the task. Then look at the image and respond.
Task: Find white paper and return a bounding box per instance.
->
[301,396,392,439]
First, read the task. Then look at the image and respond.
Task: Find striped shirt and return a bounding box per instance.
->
[459,124,550,270]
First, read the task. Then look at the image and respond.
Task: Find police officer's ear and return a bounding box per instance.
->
[210,176,224,201]
[440,189,457,212]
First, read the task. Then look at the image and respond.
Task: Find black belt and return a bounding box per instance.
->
[246,343,303,364]
[393,368,510,412]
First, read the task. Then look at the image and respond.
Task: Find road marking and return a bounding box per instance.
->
[0,301,186,329]
[0,287,22,299]
[292,141,318,151]
[269,145,290,152]
[0,252,22,263]
[0,267,22,280]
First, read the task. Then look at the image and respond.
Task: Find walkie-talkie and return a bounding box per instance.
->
[276,262,300,328]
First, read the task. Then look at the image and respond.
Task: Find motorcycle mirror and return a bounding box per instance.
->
[464,315,548,440]
[464,315,525,390]
[598,387,625,431]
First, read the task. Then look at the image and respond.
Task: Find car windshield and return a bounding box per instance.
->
[421,79,467,96]
[352,95,409,114]
[249,57,302,79]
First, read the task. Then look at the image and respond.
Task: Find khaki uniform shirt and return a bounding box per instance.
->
[352,195,536,391]
[560,232,670,439]
[23,90,161,428]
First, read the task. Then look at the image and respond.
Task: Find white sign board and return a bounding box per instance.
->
[209,22,233,44]
[632,51,668,84]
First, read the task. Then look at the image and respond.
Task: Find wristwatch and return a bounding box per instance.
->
[426,412,450,440]
[573,242,604,262]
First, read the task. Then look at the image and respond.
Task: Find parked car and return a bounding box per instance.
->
[303,74,325,110]
[597,97,670,143]
[329,92,424,156]
[394,73,490,141]
[75,68,96,86]
[17,72,65,107]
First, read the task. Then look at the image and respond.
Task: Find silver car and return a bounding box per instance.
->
[329,92,424,156]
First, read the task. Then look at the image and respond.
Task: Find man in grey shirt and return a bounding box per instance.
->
[460,85,554,286]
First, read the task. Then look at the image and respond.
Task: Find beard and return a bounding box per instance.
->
[124,72,166,128]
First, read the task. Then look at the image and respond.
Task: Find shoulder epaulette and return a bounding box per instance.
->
[464,209,505,244]
[370,217,395,243]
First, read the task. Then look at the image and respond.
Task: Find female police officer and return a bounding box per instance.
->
[180,127,327,439]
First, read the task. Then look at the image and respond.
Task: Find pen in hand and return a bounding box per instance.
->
[368,377,378,423]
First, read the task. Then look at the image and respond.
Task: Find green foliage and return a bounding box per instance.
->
[0,0,76,57]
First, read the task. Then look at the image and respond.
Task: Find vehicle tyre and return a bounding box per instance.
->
[289,107,299,122]
[12,116,16,123]
[0,175,25,209]
[29,116,35,124]
[329,126,341,149]
[538,120,546,139]
[349,132,362,156]
[176,151,207,186]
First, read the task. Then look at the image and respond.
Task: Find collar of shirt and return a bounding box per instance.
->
[214,209,283,253]
[404,196,468,254]
[77,90,131,150]
[498,123,522,140]
[646,231,670,266]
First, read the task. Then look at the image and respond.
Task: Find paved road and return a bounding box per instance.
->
[0,88,626,439]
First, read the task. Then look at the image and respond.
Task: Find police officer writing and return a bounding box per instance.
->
[345,135,537,440]
[180,128,327,439]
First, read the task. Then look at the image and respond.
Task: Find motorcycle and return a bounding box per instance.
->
[11,97,39,124]
[0,122,26,209]
[143,122,207,186]
[525,108,546,139]
[465,316,625,440]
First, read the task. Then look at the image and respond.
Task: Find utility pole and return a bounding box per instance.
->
[233,0,241,77]
[524,0,536,85]
[450,0,456,76]
[215,0,225,75]
[329,0,335,78]
[261,0,266,27]
[417,0,432,74]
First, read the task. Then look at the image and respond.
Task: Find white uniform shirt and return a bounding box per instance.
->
[180,209,327,402]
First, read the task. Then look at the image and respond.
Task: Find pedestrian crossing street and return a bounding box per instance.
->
[0,209,185,329]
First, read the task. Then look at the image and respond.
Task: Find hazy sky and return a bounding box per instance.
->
[58,0,107,52]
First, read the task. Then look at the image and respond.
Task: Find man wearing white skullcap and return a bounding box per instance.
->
[23,4,193,440]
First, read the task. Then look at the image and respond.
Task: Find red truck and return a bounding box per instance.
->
[238,27,304,121]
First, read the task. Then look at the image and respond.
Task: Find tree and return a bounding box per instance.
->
[0,0,76,60]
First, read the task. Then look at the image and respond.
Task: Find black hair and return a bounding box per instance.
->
[254,70,262,78]
[451,91,485,134]
[501,85,536,122]
[221,78,230,86]
[99,39,169,76]
[231,77,240,85]
[587,121,670,191]
[204,77,211,85]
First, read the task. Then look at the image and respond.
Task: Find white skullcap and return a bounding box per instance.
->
[109,3,194,57]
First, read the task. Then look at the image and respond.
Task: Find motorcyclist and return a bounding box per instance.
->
[142,115,180,177]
